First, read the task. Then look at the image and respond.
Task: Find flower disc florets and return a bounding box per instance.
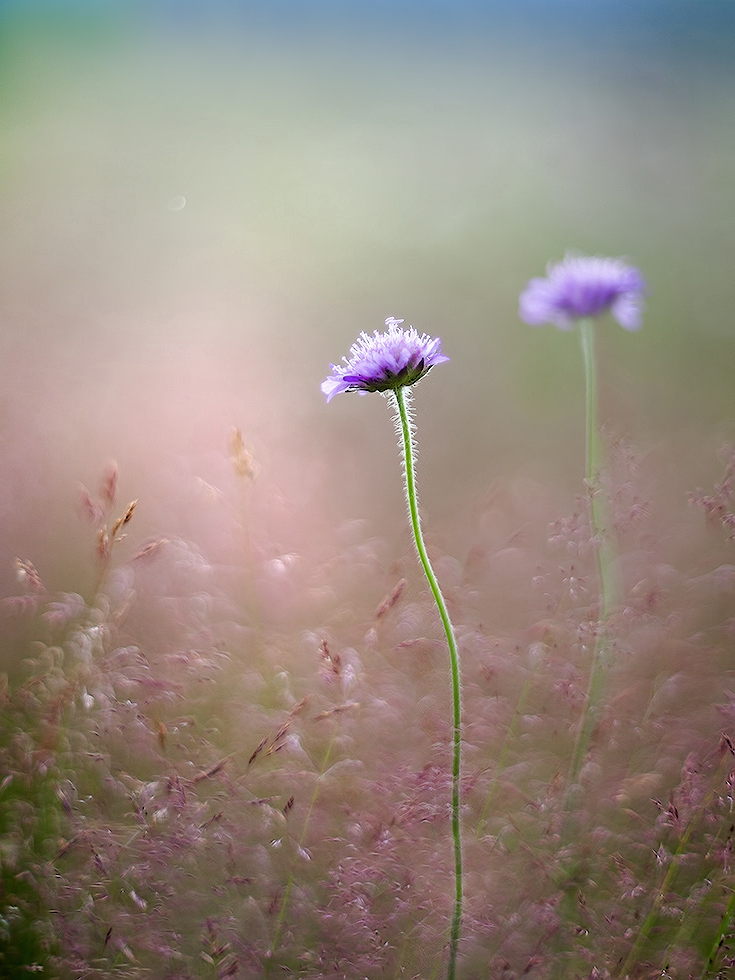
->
[321,317,449,402]
[519,254,646,331]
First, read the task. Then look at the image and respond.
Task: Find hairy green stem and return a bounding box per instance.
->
[393,386,463,980]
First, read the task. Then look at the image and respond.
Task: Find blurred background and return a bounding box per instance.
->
[1,0,734,615]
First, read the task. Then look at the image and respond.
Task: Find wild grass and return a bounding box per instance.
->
[1,440,734,979]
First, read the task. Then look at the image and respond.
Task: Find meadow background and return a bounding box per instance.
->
[1,1,735,977]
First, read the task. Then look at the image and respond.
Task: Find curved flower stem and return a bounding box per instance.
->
[568,319,618,787]
[393,386,463,980]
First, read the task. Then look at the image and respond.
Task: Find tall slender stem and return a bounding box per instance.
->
[580,318,616,618]
[580,318,597,504]
[569,319,617,785]
[393,386,462,980]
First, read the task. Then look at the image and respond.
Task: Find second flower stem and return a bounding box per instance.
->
[580,318,616,620]
[393,386,463,980]
[569,319,618,786]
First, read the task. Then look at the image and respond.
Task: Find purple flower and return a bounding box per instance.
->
[519,254,646,331]
[322,317,449,402]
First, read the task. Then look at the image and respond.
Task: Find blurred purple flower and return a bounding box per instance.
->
[519,254,646,331]
[321,317,449,402]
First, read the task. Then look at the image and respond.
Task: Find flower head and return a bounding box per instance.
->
[321,317,449,402]
[519,254,646,331]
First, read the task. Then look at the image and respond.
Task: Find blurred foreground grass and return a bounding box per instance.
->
[1,4,735,977]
